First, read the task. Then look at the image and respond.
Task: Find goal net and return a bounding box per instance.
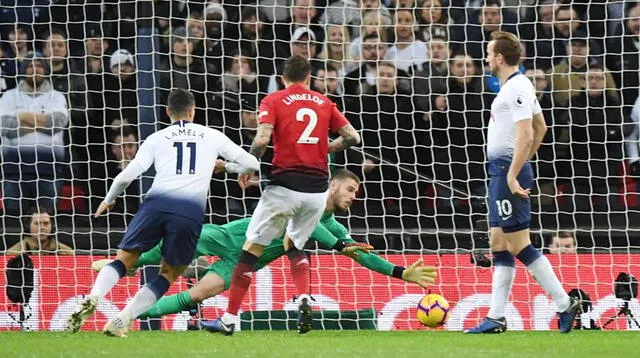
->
[1,0,639,331]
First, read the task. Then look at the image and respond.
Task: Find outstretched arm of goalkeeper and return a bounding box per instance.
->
[310,222,437,288]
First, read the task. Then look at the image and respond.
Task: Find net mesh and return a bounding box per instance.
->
[1,0,639,331]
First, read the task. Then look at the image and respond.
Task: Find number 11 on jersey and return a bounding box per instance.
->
[174,142,197,174]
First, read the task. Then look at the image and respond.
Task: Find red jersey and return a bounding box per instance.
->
[258,83,349,191]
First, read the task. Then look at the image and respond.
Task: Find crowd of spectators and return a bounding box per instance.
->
[2,0,640,229]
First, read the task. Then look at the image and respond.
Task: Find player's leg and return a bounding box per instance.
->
[140,262,230,319]
[466,227,515,333]
[66,210,163,333]
[486,227,515,324]
[466,174,514,334]
[104,260,187,337]
[212,187,290,335]
[505,228,579,332]
[103,213,200,337]
[286,189,329,334]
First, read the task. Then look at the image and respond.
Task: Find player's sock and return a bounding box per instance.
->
[225,251,258,318]
[517,244,571,312]
[90,259,127,298]
[487,251,516,320]
[121,275,171,320]
[138,291,195,319]
[287,248,310,297]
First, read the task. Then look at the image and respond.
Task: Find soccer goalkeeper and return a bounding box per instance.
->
[93,168,437,323]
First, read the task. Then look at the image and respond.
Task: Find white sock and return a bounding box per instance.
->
[89,265,121,298]
[526,256,571,312]
[120,285,159,320]
[487,266,516,320]
[221,312,237,325]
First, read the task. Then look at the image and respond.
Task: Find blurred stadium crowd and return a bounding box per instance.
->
[2,0,640,234]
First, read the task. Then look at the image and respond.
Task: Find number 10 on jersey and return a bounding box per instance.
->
[174,142,196,174]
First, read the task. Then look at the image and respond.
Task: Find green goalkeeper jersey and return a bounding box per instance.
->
[136,211,397,278]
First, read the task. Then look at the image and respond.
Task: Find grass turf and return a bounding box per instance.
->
[2,330,637,358]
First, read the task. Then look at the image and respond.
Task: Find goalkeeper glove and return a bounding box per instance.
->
[399,259,437,289]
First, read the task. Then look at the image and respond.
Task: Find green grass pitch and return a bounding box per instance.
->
[2,331,637,358]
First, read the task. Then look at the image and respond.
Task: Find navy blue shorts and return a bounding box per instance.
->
[487,159,533,233]
[118,208,201,266]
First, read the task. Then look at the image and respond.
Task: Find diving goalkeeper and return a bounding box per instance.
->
[93,168,437,321]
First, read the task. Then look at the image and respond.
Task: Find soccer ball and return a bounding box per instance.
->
[416,294,450,328]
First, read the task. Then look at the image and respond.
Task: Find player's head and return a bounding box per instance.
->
[167,88,196,122]
[328,169,361,211]
[282,55,312,88]
[486,31,521,76]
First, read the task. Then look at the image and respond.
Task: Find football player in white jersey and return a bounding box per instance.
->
[466,31,580,334]
[66,89,259,336]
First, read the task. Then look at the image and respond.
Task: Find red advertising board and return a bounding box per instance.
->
[1,254,639,331]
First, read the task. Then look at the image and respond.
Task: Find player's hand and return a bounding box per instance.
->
[507,176,530,199]
[238,173,252,189]
[402,259,437,289]
[341,242,374,259]
[214,159,226,174]
[94,201,115,218]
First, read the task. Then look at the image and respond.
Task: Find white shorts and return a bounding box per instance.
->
[246,185,328,250]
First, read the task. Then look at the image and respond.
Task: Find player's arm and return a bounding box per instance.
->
[507,91,540,198]
[328,123,361,153]
[312,220,436,288]
[528,112,548,160]
[328,103,361,153]
[248,123,273,159]
[95,137,155,217]
[215,132,260,173]
[507,119,533,198]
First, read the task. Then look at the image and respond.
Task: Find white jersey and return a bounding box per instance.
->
[487,73,542,161]
[104,120,259,221]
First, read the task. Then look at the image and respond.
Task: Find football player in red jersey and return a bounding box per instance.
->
[208,55,361,335]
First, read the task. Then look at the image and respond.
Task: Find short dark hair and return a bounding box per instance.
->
[491,31,521,66]
[26,206,53,219]
[313,64,337,77]
[167,88,196,115]
[331,169,361,185]
[587,61,604,71]
[45,28,67,41]
[110,125,137,143]
[282,55,312,83]
[556,231,575,239]
[362,32,381,43]
[483,0,500,7]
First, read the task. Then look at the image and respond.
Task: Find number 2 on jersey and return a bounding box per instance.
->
[173,142,196,174]
[296,108,319,144]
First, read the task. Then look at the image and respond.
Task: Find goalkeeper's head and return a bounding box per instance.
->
[167,88,196,122]
[328,169,361,211]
